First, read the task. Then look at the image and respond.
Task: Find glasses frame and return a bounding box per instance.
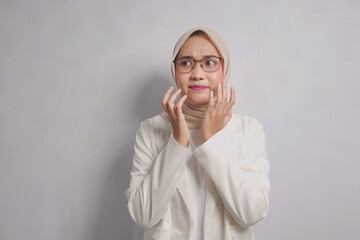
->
[173,56,224,73]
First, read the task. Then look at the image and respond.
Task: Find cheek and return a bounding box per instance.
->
[209,71,223,90]
[175,74,187,90]
[175,73,182,87]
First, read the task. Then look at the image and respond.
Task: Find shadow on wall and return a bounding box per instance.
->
[90,73,172,240]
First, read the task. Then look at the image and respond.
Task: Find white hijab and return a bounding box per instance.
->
[162,27,231,129]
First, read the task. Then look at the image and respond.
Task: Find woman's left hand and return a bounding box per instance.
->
[201,81,235,141]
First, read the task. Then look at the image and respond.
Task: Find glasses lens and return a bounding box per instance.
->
[174,57,222,73]
[175,59,194,73]
[201,57,221,72]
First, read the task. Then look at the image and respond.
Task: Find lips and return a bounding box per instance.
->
[189,85,208,90]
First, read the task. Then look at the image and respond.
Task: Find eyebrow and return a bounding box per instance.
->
[176,55,219,59]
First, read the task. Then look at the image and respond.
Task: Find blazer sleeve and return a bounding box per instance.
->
[125,120,192,228]
[193,118,270,228]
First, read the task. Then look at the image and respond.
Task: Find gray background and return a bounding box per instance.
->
[1,0,359,239]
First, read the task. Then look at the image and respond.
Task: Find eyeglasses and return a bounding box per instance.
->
[173,56,223,73]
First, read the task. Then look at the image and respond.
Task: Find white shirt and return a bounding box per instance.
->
[187,129,207,240]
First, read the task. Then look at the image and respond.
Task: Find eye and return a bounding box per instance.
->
[205,60,215,66]
[179,59,192,66]
[204,57,218,66]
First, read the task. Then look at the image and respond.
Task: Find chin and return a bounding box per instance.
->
[187,97,209,106]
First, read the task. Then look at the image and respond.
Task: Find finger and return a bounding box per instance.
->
[230,86,235,104]
[223,80,228,102]
[168,88,182,105]
[162,86,174,108]
[167,89,181,116]
[217,83,223,104]
[224,109,232,125]
[209,90,215,108]
[225,86,236,112]
[175,94,187,114]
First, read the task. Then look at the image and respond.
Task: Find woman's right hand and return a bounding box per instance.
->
[162,86,190,147]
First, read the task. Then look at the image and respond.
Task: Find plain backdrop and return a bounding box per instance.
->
[1,0,359,239]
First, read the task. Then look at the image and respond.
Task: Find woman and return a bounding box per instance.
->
[125,27,270,240]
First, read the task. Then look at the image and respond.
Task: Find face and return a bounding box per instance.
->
[175,33,223,106]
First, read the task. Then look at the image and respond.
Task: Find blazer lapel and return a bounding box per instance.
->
[176,165,190,213]
[203,176,221,238]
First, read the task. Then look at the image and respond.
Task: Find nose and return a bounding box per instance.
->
[190,62,205,80]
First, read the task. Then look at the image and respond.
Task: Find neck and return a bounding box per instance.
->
[181,100,207,129]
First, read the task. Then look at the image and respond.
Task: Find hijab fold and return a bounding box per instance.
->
[161,27,231,129]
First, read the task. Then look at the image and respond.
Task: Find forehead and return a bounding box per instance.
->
[177,33,221,58]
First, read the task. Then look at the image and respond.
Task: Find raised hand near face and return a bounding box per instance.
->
[162,86,190,147]
[201,81,236,141]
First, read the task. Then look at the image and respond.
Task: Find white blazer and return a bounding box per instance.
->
[125,114,271,240]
